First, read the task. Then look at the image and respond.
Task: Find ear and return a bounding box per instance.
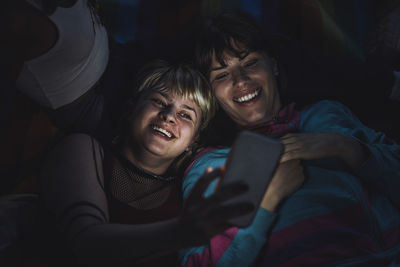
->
[193,133,200,144]
[187,133,200,151]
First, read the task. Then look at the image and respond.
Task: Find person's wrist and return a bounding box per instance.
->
[261,192,280,212]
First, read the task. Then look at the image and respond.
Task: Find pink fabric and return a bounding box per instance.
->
[258,203,379,266]
[183,104,301,266]
[243,103,301,136]
[184,104,301,178]
[266,203,371,252]
[186,227,239,267]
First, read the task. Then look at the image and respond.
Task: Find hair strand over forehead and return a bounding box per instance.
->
[134,60,217,131]
[194,10,276,78]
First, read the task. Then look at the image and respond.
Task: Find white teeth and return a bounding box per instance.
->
[152,125,172,138]
[235,89,259,103]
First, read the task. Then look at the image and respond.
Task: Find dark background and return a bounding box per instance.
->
[1,0,399,195]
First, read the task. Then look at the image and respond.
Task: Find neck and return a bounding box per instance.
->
[122,141,173,176]
[239,104,282,128]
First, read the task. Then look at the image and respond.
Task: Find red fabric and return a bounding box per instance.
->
[240,103,300,136]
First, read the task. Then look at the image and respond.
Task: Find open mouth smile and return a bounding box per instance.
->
[233,88,261,103]
[151,125,174,139]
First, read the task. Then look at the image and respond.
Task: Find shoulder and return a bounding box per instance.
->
[41,134,105,189]
[58,133,101,150]
[301,100,352,115]
[182,147,231,198]
[299,100,363,133]
[187,147,231,173]
[46,133,104,167]
[300,100,353,124]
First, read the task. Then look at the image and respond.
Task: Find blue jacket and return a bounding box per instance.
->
[179,100,400,267]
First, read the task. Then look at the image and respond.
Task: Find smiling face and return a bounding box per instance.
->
[127,89,201,170]
[209,50,281,126]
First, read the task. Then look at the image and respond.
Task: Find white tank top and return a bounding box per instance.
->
[16,0,109,109]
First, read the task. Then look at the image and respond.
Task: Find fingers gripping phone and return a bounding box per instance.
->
[219,131,283,228]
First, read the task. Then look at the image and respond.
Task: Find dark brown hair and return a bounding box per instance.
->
[194,10,279,78]
[194,10,288,147]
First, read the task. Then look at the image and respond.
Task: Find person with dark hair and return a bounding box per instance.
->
[1,0,128,141]
[38,60,254,267]
[179,11,400,266]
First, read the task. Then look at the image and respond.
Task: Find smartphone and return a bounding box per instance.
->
[218,130,283,228]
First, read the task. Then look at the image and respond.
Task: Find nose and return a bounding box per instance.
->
[232,67,249,87]
[159,106,176,123]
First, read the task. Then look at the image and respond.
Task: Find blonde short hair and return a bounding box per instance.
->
[134,60,217,131]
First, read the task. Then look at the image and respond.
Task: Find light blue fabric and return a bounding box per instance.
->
[179,100,400,267]
[180,148,276,267]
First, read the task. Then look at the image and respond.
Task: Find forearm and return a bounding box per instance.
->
[322,132,400,205]
[299,100,400,201]
[217,208,275,267]
[41,135,188,266]
[180,149,278,266]
[261,192,280,212]
[179,208,275,267]
[70,218,184,267]
[180,184,272,266]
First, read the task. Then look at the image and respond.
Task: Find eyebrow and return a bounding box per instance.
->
[181,104,198,119]
[158,91,170,100]
[210,51,251,72]
[239,51,250,59]
[210,65,226,72]
[158,91,198,119]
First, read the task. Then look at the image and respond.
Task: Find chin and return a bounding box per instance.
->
[144,143,166,156]
[243,114,268,126]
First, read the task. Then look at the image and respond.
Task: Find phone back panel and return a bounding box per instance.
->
[220,131,283,227]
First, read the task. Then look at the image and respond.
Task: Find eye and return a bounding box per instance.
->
[151,98,166,107]
[244,59,258,67]
[178,112,192,121]
[214,72,228,81]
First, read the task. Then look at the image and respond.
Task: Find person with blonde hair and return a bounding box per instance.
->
[40,60,253,267]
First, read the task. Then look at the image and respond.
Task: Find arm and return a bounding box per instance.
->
[293,100,400,204]
[179,149,278,267]
[280,132,368,171]
[181,159,304,267]
[41,134,185,266]
[41,135,250,267]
